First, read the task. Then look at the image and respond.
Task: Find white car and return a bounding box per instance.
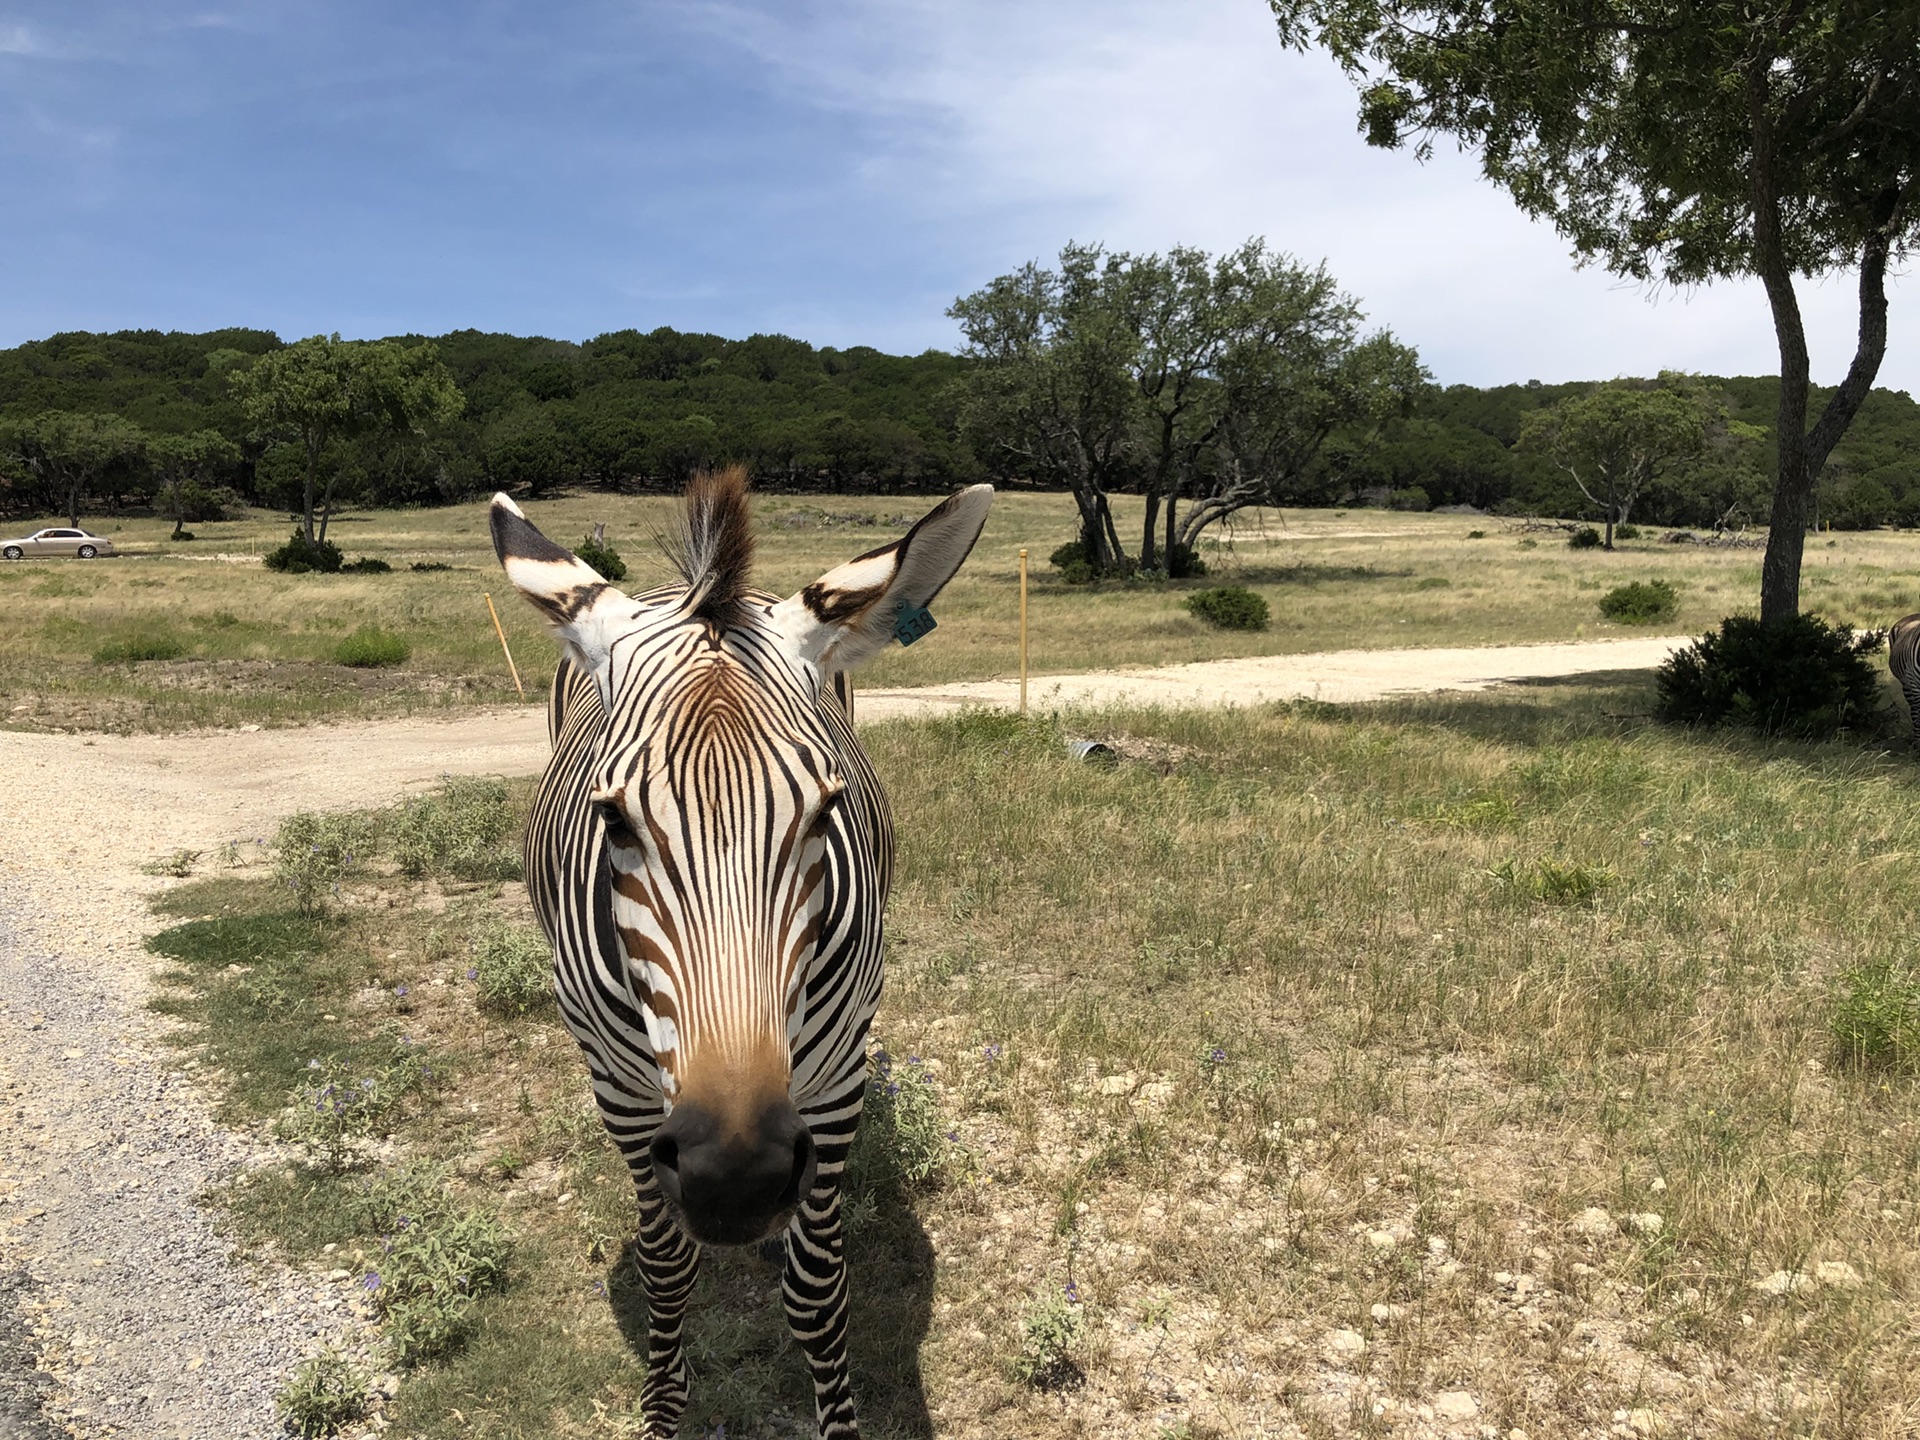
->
[1,527,115,559]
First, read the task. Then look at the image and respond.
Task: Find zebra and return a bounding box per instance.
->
[1892,613,1920,740]
[490,468,993,1438]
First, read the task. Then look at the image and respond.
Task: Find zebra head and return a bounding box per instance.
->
[491,470,992,1245]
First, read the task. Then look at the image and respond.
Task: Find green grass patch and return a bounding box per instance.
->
[334,625,410,668]
[93,631,186,663]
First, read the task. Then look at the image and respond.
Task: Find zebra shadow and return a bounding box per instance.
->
[607,1197,937,1437]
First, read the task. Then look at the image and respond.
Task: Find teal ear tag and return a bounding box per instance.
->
[893,603,937,647]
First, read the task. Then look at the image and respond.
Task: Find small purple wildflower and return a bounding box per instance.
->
[1064,1280,1080,1303]
[362,1272,380,1293]
[981,1043,1003,1061]
[394,985,409,998]
[467,967,478,980]
[1208,1046,1227,1066]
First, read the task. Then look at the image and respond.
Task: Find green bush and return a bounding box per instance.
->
[1598,579,1679,625]
[340,556,391,574]
[572,535,627,582]
[359,1169,513,1366]
[389,777,522,881]
[274,809,375,916]
[470,920,551,1016]
[1010,1285,1083,1390]
[847,1050,958,1199]
[1387,485,1431,511]
[1654,614,1885,737]
[1049,540,1094,585]
[276,1348,369,1438]
[1831,958,1920,1071]
[94,632,186,663]
[168,530,196,543]
[1490,857,1618,906]
[1185,585,1270,631]
[1568,526,1602,550]
[409,561,451,573]
[334,626,410,668]
[264,531,343,574]
[278,1041,431,1170]
[1614,523,1641,540]
[1165,544,1208,579]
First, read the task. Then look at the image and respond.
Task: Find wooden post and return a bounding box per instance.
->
[485,593,526,699]
[1018,548,1029,715]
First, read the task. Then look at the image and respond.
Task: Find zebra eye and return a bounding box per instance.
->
[596,800,632,838]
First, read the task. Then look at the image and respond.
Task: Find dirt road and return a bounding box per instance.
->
[0,631,1683,1437]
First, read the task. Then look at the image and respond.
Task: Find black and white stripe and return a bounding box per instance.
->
[1891,613,1920,741]
[495,469,991,1438]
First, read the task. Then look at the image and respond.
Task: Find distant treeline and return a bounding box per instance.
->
[1,326,1916,529]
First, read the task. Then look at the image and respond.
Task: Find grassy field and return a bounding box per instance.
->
[147,683,1920,1438]
[11,493,1920,732]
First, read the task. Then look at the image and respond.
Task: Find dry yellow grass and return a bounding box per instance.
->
[11,492,1920,732]
[157,678,1920,1439]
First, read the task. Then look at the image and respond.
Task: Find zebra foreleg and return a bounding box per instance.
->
[631,1176,701,1438]
[783,1181,858,1438]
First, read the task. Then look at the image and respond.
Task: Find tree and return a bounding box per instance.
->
[950,241,1423,573]
[949,247,1140,572]
[1271,0,1920,621]
[1517,378,1712,547]
[9,411,147,527]
[229,335,463,541]
[149,430,241,537]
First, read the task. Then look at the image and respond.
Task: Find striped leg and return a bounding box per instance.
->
[783,1180,857,1438]
[632,1172,701,1438]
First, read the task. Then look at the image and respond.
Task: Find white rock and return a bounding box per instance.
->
[1324,1328,1366,1360]
[1752,1269,1807,1296]
[1648,1177,1667,1193]
[1813,1260,1863,1289]
[1625,1212,1664,1236]
[1094,1073,1137,1096]
[1432,1390,1479,1421]
[1367,1229,1398,1251]
[1570,1206,1617,1239]
[1627,1408,1660,1435]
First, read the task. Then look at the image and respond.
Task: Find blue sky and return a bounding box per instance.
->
[1,0,1912,394]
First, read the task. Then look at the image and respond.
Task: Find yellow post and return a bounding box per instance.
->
[1018,548,1029,715]
[485,593,526,699]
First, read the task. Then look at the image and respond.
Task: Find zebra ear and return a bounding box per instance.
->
[488,493,627,671]
[771,484,994,674]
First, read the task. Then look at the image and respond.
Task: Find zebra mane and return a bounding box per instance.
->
[668,466,756,631]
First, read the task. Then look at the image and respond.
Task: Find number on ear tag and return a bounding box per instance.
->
[893,604,937,647]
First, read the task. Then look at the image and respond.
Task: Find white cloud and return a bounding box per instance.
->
[682,0,1915,394]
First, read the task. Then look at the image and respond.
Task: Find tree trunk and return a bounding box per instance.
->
[302,433,320,543]
[66,476,80,529]
[1748,57,1813,626]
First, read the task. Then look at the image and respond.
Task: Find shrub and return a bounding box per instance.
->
[360,1169,513,1366]
[847,1049,958,1199]
[278,1041,431,1170]
[1598,579,1679,625]
[168,530,196,543]
[1387,485,1431,511]
[334,626,410,668]
[340,556,391,574]
[264,531,344,574]
[1654,614,1885,737]
[572,535,627,582]
[470,921,551,1016]
[94,632,185,663]
[139,847,202,878]
[1568,526,1602,550]
[1049,540,1094,585]
[409,561,451,573]
[1517,537,1538,550]
[1010,1285,1084,1390]
[1490,857,1618,906]
[1185,585,1270,631]
[1165,544,1208,579]
[276,1348,369,1438]
[1614,523,1641,540]
[1467,529,1487,539]
[1831,957,1920,1071]
[274,809,375,916]
[389,777,521,881]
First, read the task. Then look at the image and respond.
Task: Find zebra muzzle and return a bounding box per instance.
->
[650,1096,817,1247]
